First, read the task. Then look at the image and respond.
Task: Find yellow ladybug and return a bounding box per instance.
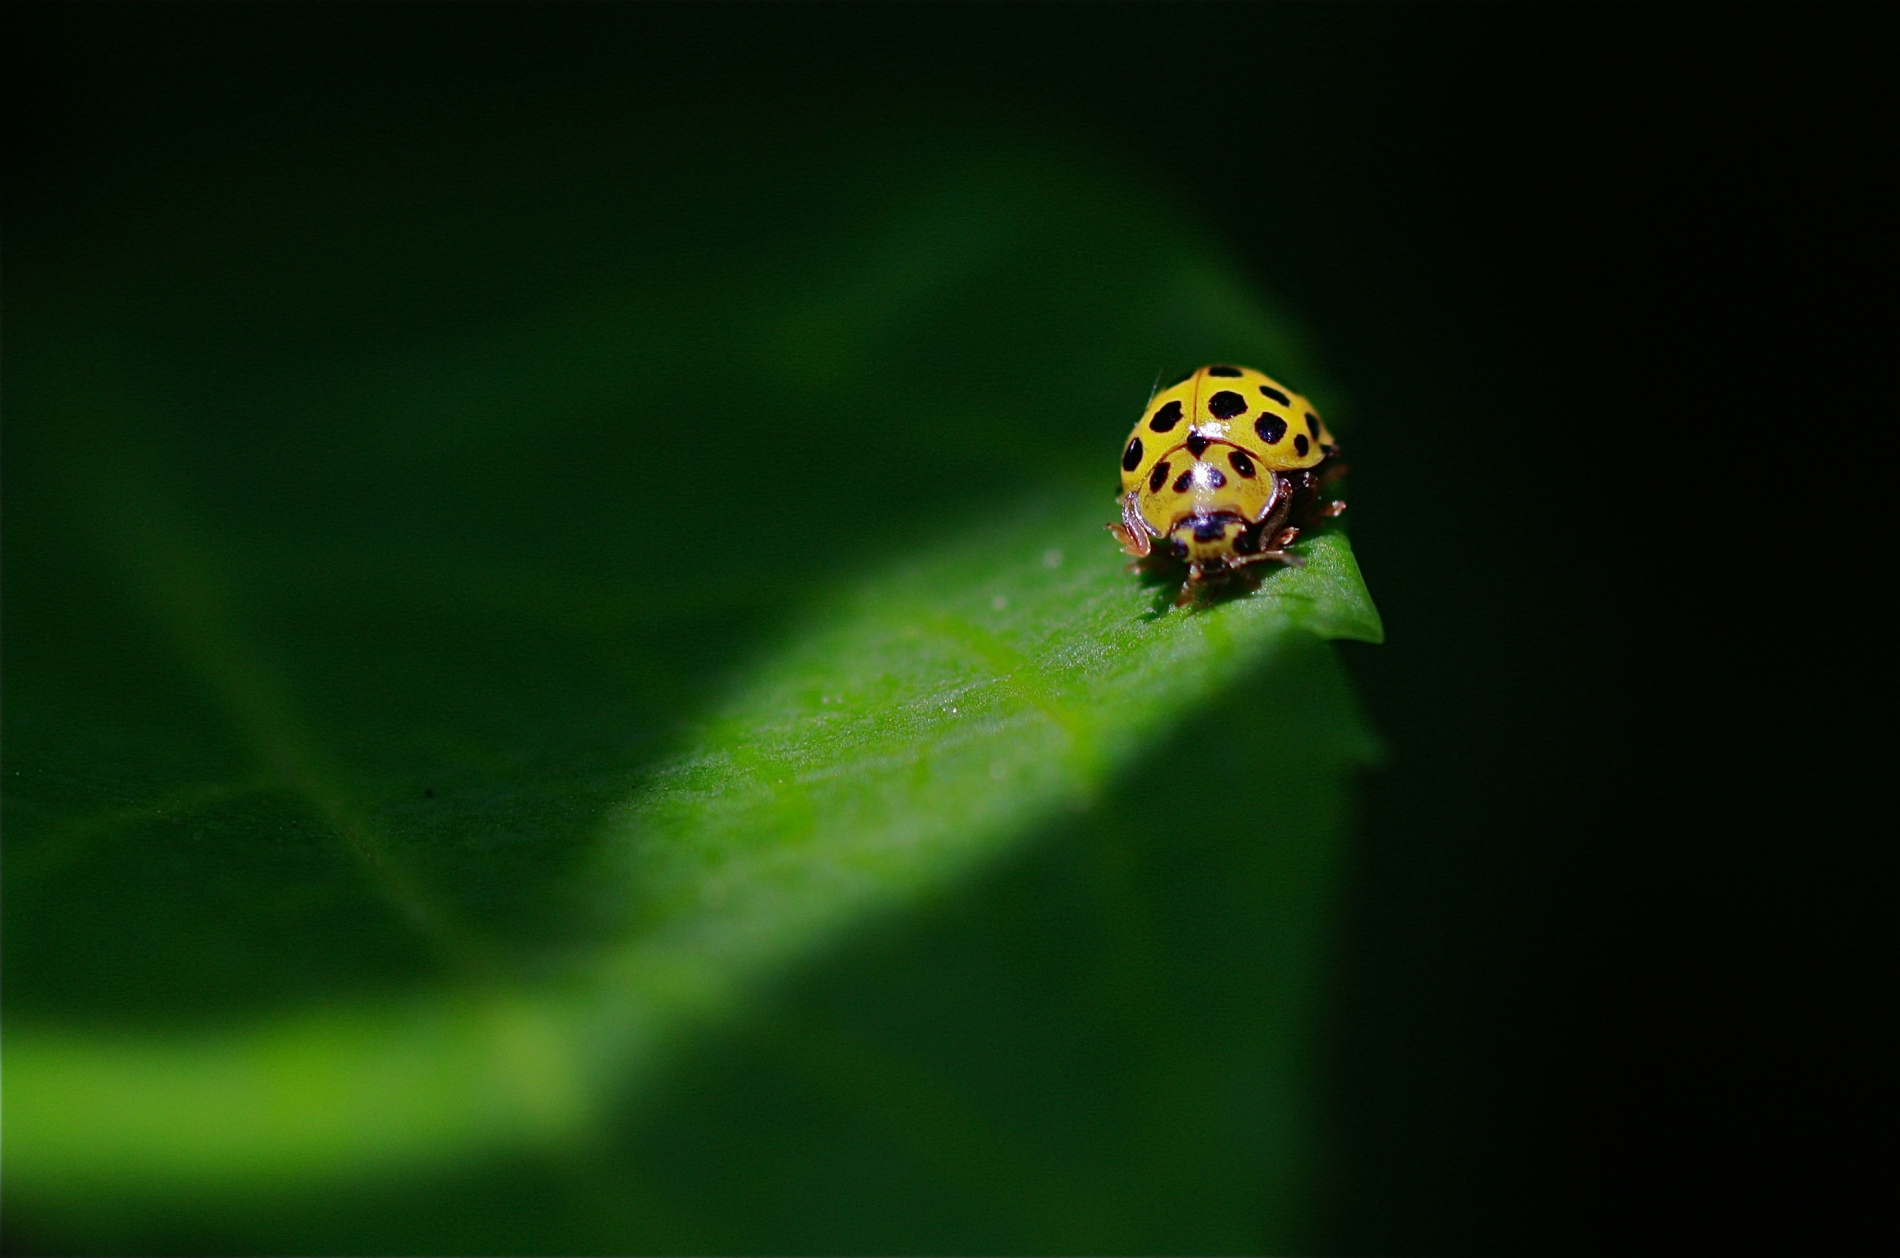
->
[1108,364,1347,604]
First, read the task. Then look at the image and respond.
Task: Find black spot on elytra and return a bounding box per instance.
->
[1148,400,1184,432]
[1205,466,1226,488]
[1294,434,1310,457]
[1207,365,1243,377]
[1229,449,1256,478]
[1149,460,1172,493]
[1258,384,1290,406]
[1172,470,1193,493]
[1306,412,1321,437]
[1122,437,1144,471]
[1254,414,1288,444]
[1185,433,1210,456]
[1207,390,1247,420]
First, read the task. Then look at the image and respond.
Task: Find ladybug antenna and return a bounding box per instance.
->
[1145,366,1163,406]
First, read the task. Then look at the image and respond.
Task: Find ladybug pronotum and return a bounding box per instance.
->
[1108,364,1347,605]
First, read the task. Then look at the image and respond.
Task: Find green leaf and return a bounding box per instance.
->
[4,140,1380,1251]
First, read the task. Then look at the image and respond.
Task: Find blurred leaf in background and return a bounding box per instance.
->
[2,9,1382,1248]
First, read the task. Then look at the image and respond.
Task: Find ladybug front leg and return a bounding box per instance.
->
[1173,572,1202,607]
[1107,522,1148,558]
[1106,491,1154,559]
[1231,526,1307,570]
[1174,558,1240,606]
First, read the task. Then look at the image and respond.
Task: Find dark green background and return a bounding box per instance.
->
[4,4,1888,1252]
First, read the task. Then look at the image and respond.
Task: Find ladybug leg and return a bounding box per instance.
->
[1107,493,1153,558]
[1107,521,1149,559]
[1230,527,1307,570]
[1233,549,1304,569]
[1171,561,1211,607]
[1310,454,1348,516]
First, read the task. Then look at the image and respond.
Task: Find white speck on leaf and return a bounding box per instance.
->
[1042,548,1064,569]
